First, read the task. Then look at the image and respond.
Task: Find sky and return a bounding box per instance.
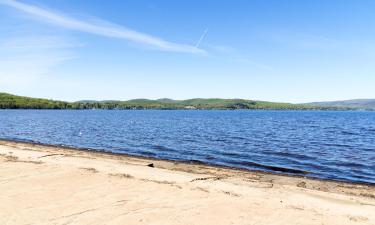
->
[0,0,375,103]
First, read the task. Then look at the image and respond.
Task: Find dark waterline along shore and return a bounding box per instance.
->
[1,140,375,225]
[2,138,374,187]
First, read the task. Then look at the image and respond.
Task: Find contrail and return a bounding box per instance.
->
[195,28,208,48]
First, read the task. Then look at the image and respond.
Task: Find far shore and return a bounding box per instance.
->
[1,140,374,225]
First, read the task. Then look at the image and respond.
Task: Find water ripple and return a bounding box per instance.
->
[0,109,374,184]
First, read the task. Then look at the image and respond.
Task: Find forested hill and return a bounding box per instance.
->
[0,92,333,110]
[306,99,375,110]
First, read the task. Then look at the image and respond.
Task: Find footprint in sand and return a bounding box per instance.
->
[348,215,368,222]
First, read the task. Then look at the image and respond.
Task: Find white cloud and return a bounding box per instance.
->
[0,0,205,54]
[0,35,80,51]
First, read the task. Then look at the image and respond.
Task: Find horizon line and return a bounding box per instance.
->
[2,92,374,104]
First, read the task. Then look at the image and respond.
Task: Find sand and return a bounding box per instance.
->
[0,140,374,225]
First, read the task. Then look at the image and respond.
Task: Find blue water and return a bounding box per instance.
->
[0,110,374,183]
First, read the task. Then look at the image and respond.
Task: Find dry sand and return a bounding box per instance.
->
[0,140,374,225]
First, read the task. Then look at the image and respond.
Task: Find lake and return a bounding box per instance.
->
[0,110,374,184]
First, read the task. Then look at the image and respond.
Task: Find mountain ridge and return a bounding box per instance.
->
[0,92,370,110]
[306,99,375,110]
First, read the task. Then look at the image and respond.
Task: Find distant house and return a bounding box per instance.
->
[184,106,196,109]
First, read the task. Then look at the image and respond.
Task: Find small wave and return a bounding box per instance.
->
[322,143,352,148]
[205,155,216,160]
[263,150,315,161]
[336,161,365,168]
[152,145,176,152]
[227,160,309,174]
[341,131,358,135]
[187,159,205,164]
[360,128,375,132]
[231,136,248,140]
[136,150,157,156]
[220,151,243,158]
[3,137,38,144]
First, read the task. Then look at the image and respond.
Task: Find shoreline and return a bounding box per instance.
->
[0,108,372,111]
[1,140,375,224]
[0,138,373,186]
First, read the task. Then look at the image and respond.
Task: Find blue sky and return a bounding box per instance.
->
[0,0,374,103]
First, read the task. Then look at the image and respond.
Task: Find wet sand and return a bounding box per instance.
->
[0,140,374,225]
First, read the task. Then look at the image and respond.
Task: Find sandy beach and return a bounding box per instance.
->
[0,140,374,225]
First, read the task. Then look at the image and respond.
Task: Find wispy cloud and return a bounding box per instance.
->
[267,30,375,55]
[231,57,273,71]
[0,0,205,54]
[0,35,76,87]
[0,35,80,51]
[208,44,273,71]
[269,31,345,50]
[207,44,236,54]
